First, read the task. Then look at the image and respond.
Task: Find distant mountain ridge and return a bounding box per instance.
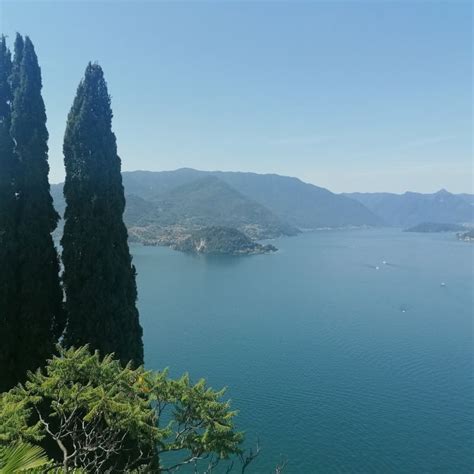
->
[344,189,474,227]
[52,168,384,246]
[51,169,471,245]
[122,168,383,228]
[458,193,474,205]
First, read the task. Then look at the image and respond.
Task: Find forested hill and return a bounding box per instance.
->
[52,170,472,239]
[51,168,383,244]
[125,176,297,240]
[121,168,383,228]
[174,226,278,255]
[51,175,297,243]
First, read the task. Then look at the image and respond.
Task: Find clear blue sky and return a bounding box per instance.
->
[0,1,472,193]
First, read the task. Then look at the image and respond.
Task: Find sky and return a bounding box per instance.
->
[0,0,472,193]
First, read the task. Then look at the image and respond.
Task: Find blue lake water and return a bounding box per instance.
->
[132,229,473,473]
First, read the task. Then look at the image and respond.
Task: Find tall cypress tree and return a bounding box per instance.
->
[0,36,19,391]
[10,35,64,380]
[62,63,143,366]
[10,34,23,92]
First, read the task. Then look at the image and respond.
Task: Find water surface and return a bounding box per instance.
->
[132,229,473,473]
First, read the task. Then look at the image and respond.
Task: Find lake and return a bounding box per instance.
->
[132,228,473,473]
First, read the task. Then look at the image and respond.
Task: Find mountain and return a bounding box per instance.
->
[212,171,383,228]
[344,189,474,227]
[52,175,297,243]
[51,168,383,246]
[128,176,297,240]
[54,171,470,237]
[457,193,474,205]
[122,169,383,228]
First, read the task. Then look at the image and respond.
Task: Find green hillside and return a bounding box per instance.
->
[174,226,278,255]
[121,169,383,228]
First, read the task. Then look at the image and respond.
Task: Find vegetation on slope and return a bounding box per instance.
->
[120,169,383,229]
[174,226,278,255]
[128,176,297,242]
[213,171,383,228]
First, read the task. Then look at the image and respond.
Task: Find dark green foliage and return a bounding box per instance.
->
[9,34,23,93]
[0,346,243,472]
[62,63,143,366]
[0,36,18,392]
[175,226,278,256]
[12,34,64,372]
[1,35,63,391]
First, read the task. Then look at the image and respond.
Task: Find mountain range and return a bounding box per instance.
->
[344,189,474,227]
[124,175,297,241]
[121,168,383,229]
[51,169,473,245]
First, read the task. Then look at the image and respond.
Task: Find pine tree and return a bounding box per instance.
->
[62,63,143,366]
[0,36,19,392]
[9,35,64,380]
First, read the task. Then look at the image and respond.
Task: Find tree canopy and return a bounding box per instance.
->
[0,346,244,472]
[62,63,143,366]
[0,36,18,392]
[0,34,63,391]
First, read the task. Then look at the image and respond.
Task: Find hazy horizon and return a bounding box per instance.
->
[49,166,471,196]
[1,1,472,193]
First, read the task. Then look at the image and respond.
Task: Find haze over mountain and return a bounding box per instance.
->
[126,175,297,240]
[52,168,383,245]
[51,169,473,246]
[345,189,474,227]
[122,169,383,229]
[458,193,474,205]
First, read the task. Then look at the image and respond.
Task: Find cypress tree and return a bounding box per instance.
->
[10,34,23,92]
[62,63,143,366]
[0,36,18,391]
[9,35,64,380]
